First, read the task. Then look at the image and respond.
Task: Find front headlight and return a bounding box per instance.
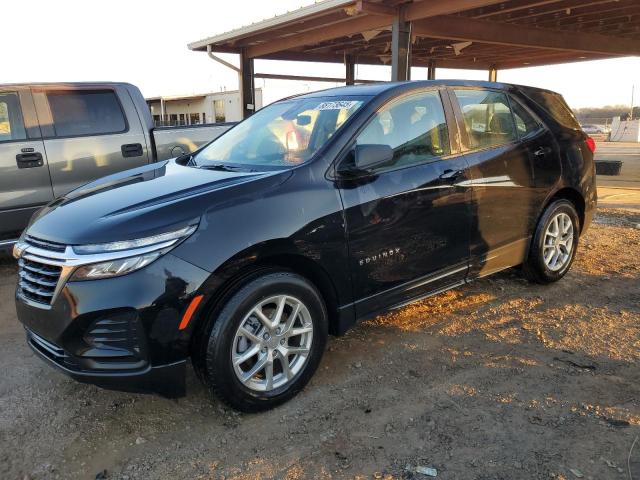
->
[70,251,165,281]
[69,224,197,281]
[72,225,197,254]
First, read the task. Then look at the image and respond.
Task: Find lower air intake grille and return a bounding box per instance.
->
[28,330,80,369]
[84,311,144,358]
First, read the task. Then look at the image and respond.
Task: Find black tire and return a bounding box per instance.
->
[200,271,327,412]
[522,199,580,284]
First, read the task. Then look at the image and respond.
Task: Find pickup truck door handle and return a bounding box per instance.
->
[16,152,44,169]
[121,143,143,158]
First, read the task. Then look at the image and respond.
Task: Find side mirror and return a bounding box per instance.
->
[354,144,394,171]
[296,114,312,126]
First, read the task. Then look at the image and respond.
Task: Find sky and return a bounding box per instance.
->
[3,0,639,109]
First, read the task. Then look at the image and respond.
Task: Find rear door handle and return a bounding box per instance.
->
[121,143,143,158]
[16,152,44,169]
[534,147,552,157]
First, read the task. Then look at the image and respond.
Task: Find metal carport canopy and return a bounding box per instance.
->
[188,0,640,117]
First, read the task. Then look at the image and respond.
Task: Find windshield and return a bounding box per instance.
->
[193,96,367,169]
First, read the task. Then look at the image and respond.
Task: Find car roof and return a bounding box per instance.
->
[288,79,561,101]
[293,80,510,99]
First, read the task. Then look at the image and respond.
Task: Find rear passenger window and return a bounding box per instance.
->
[355,90,450,172]
[510,98,541,138]
[46,90,126,137]
[525,90,580,130]
[454,89,517,149]
[0,92,27,142]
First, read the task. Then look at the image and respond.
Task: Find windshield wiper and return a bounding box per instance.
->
[199,163,243,172]
[199,163,257,173]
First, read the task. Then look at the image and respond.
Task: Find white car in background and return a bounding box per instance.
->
[581,124,604,134]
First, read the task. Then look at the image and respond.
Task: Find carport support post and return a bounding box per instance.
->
[160,98,166,125]
[240,48,255,119]
[489,65,498,82]
[391,8,411,81]
[427,60,436,80]
[345,55,355,85]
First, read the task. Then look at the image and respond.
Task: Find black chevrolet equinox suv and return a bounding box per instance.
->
[14,81,596,411]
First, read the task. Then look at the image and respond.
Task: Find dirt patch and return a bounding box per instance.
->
[0,209,638,480]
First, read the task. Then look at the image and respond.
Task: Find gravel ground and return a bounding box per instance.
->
[0,208,638,480]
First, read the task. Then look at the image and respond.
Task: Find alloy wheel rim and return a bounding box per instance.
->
[543,212,574,272]
[231,295,313,392]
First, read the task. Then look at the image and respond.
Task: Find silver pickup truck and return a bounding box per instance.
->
[0,82,233,246]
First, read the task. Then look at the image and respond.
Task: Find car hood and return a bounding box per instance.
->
[26,160,287,245]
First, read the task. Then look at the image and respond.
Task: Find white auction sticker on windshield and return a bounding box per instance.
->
[314,100,358,111]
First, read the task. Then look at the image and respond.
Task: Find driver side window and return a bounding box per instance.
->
[355,90,450,173]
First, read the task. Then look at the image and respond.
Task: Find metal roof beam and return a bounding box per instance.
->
[257,52,491,70]
[405,0,506,21]
[254,73,377,83]
[412,14,640,56]
[353,0,397,16]
[245,14,393,58]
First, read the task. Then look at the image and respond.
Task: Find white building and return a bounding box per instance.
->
[609,118,640,142]
[146,88,263,126]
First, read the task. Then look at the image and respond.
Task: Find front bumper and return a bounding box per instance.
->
[27,328,187,397]
[15,253,211,397]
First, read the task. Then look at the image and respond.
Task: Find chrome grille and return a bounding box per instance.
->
[24,235,66,253]
[18,258,62,305]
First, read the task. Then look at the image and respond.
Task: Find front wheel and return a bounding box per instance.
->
[522,199,580,284]
[202,272,327,412]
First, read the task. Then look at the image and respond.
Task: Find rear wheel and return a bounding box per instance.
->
[201,271,327,412]
[522,199,579,284]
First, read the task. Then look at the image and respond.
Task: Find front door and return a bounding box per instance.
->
[336,89,472,318]
[0,88,53,238]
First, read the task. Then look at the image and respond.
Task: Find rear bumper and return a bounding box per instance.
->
[27,328,187,397]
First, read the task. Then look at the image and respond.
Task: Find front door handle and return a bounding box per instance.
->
[16,152,44,169]
[121,143,143,158]
[439,169,463,182]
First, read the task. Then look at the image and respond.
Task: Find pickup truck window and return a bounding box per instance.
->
[46,90,127,138]
[194,96,365,169]
[0,92,27,143]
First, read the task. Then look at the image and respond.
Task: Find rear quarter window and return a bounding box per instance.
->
[526,90,580,130]
[46,90,127,138]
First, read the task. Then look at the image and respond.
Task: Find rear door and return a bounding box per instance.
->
[508,95,561,214]
[32,85,151,197]
[449,88,538,277]
[336,89,472,317]
[0,87,53,238]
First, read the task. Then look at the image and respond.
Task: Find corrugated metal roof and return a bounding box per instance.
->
[187,0,640,71]
[188,0,354,51]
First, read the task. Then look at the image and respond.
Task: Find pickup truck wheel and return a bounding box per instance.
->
[523,199,579,284]
[202,272,327,412]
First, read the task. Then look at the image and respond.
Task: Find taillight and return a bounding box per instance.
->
[585,136,596,153]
